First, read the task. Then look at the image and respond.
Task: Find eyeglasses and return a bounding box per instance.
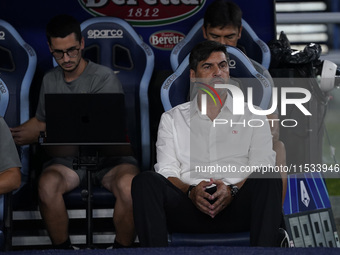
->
[51,47,80,60]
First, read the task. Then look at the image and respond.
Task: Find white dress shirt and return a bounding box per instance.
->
[155,94,276,185]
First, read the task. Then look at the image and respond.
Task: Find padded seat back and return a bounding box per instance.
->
[162,46,272,112]
[80,17,154,171]
[170,18,271,71]
[0,19,36,128]
[163,46,273,248]
[0,19,37,189]
[0,19,37,251]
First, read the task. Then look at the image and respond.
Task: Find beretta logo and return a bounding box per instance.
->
[78,0,206,26]
[150,30,185,50]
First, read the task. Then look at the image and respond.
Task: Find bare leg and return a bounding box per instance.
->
[38,164,80,245]
[102,163,139,246]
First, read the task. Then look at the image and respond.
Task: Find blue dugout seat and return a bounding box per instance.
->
[59,17,154,246]
[161,46,338,247]
[0,19,37,250]
[162,45,271,246]
[80,17,154,171]
[63,16,154,197]
[170,18,271,71]
[53,17,155,171]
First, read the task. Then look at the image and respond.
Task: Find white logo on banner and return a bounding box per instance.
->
[87,29,123,39]
[0,31,5,40]
[300,181,310,207]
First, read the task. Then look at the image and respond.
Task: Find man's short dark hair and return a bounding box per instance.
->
[203,0,242,30]
[189,40,229,71]
[46,14,82,45]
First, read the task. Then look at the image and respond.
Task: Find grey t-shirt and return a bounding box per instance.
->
[36,60,123,122]
[0,117,22,173]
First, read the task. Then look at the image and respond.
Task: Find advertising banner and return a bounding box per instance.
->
[0,0,275,72]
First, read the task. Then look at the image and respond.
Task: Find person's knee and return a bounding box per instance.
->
[260,171,283,195]
[38,169,62,202]
[113,173,136,204]
[103,163,138,194]
[131,171,158,197]
[252,170,282,187]
[132,171,157,186]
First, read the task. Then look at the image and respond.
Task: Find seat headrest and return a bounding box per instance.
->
[238,19,271,69]
[78,17,154,171]
[81,17,153,78]
[170,18,271,71]
[162,46,272,112]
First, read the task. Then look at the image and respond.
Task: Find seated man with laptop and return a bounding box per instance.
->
[10,14,139,249]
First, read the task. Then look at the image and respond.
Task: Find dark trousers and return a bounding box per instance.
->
[132,171,282,247]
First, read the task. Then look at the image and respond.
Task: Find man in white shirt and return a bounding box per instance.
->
[202,0,287,204]
[132,41,283,247]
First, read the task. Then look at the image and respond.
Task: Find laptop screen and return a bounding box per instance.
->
[45,93,127,144]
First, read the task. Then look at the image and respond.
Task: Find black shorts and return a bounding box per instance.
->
[43,156,138,187]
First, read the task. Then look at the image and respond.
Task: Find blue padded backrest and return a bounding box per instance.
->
[239,19,271,70]
[162,46,272,111]
[80,17,154,171]
[170,18,205,72]
[0,19,37,193]
[170,18,271,71]
[0,19,36,127]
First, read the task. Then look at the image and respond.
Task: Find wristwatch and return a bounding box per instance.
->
[229,185,239,197]
[187,185,196,197]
